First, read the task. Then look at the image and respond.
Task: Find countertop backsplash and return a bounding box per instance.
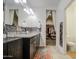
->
[3,24,41,33]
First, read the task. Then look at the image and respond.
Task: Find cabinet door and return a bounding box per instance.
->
[36,34,40,47]
[3,43,8,55]
[30,43,36,59]
[8,40,22,59]
[23,38,30,59]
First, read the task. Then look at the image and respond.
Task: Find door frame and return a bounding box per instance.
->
[64,0,75,53]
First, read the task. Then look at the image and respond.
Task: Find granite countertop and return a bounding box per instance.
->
[3,31,40,43]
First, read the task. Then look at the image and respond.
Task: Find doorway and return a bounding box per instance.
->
[46,10,56,46]
[65,0,76,58]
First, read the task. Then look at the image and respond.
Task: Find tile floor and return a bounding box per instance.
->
[46,40,56,45]
[34,46,72,59]
[67,51,76,59]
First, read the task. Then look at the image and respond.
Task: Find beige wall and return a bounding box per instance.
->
[66,0,76,42]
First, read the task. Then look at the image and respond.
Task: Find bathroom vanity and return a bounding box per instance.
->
[3,32,40,59]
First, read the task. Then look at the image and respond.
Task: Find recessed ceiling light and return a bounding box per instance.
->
[23,0,27,3]
[14,0,19,3]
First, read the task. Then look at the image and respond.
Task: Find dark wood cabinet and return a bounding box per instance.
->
[3,34,40,59]
[3,39,23,59]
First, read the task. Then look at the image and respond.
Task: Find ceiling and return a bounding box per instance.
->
[27,0,60,8]
[4,0,61,8]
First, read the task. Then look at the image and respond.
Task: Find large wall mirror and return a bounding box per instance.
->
[60,22,63,47]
